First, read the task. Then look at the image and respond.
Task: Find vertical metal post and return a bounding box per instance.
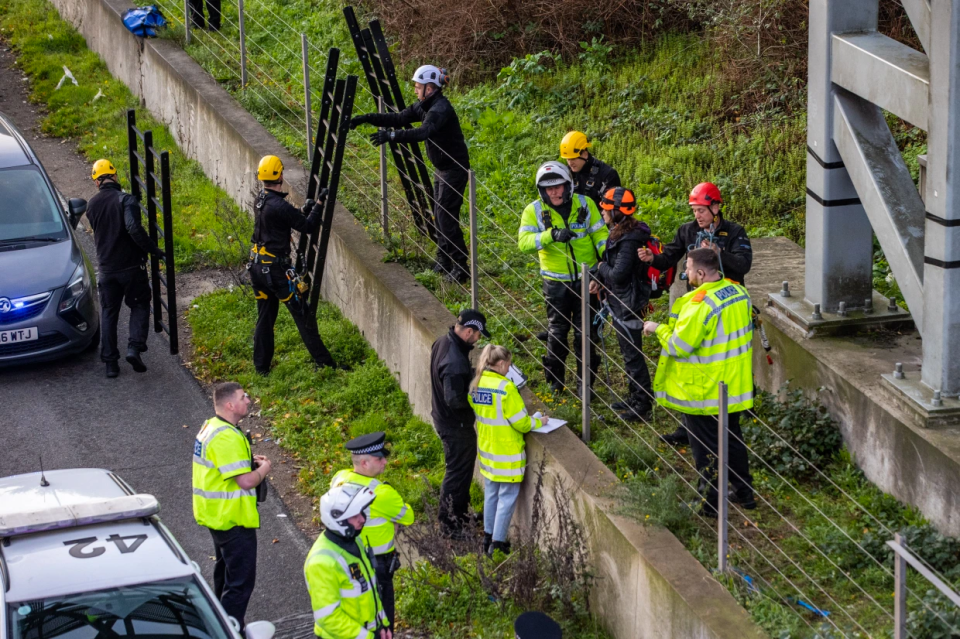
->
[378,96,389,242]
[469,170,478,310]
[804,0,877,312]
[160,151,178,355]
[717,381,729,573]
[302,34,312,161]
[183,0,190,44]
[581,262,591,444]
[238,0,247,89]
[894,532,907,639]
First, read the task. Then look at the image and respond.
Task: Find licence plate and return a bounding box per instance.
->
[0,327,38,343]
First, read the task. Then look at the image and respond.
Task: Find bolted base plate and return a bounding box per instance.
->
[881,374,960,430]
[767,289,913,333]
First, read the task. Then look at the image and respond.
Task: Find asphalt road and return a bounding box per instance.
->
[0,43,312,624]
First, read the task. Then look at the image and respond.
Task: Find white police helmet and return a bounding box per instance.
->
[320,483,376,538]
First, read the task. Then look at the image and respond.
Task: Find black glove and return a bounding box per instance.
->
[350,114,372,130]
[316,187,329,205]
[151,246,165,260]
[370,130,391,146]
[300,199,316,215]
[551,227,575,243]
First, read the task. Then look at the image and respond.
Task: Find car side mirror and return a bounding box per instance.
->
[244,621,276,639]
[68,198,87,229]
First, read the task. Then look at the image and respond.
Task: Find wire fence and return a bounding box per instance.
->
[153,2,960,635]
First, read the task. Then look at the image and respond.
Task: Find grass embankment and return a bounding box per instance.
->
[0,0,249,270]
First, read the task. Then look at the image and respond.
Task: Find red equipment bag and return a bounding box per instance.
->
[646,236,675,299]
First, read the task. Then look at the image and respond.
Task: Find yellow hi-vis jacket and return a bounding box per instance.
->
[304,532,387,639]
[468,370,544,482]
[518,194,608,282]
[653,279,754,415]
[330,470,415,555]
[192,416,259,530]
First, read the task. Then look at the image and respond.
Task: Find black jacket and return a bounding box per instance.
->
[366,91,470,172]
[652,217,753,285]
[597,222,651,323]
[572,156,620,207]
[430,327,475,429]
[86,182,159,273]
[251,189,321,261]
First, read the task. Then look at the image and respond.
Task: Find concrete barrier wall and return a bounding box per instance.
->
[50,0,763,635]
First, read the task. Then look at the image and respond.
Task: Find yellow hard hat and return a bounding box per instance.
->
[257,155,284,181]
[560,131,591,160]
[91,159,117,181]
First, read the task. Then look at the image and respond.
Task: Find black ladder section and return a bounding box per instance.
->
[344,6,437,241]
[127,109,178,355]
[293,48,358,317]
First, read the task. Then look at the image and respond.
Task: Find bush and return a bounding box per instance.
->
[745,385,843,480]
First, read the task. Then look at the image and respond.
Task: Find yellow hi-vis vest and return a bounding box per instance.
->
[468,370,544,482]
[192,417,259,530]
[330,470,414,555]
[653,279,754,415]
[518,194,608,282]
[304,532,387,639]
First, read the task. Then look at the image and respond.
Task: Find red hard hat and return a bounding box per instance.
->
[689,182,723,207]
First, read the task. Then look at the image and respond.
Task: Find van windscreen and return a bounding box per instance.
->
[0,166,66,241]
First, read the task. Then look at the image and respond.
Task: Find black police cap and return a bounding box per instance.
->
[514,611,561,639]
[457,308,491,338]
[345,431,389,457]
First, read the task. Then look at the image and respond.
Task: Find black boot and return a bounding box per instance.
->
[490,540,511,556]
[619,400,651,423]
[659,427,689,446]
[482,533,492,555]
[125,348,147,373]
[535,330,548,342]
[105,361,120,378]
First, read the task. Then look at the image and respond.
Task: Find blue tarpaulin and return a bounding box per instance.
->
[122,6,167,38]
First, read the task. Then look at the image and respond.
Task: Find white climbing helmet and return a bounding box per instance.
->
[320,483,376,538]
[411,64,449,88]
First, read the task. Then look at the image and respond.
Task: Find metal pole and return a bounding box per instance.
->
[469,170,478,310]
[717,381,729,573]
[238,0,247,89]
[302,34,312,161]
[581,262,591,444]
[183,0,190,44]
[894,532,907,639]
[378,96,389,242]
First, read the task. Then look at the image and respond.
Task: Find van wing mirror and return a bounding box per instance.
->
[244,621,276,639]
[68,198,87,229]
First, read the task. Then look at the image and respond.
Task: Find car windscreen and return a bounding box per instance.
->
[0,166,66,242]
[7,577,232,639]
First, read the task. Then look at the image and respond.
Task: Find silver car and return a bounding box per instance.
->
[0,111,99,367]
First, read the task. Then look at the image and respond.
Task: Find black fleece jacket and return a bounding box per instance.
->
[597,221,651,320]
[652,217,753,285]
[430,327,475,429]
[85,181,160,273]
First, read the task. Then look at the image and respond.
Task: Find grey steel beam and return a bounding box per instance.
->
[831,32,929,129]
[921,0,960,396]
[900,0,931,53]
[805,0,878,312]
[833,89,925,327]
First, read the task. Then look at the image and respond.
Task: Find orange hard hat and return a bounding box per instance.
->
[600,187,637,216]
[689,182,723,207]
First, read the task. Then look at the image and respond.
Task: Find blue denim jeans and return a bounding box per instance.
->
[483,479,521,542]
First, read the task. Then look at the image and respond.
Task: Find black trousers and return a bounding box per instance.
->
[188,0,220,29]
[611,318,652,408]
[250,265,334,372]
[209,526,257,629]
[542,279,600,388]
[683,411,754,514]
[436,422,477,534]
[98,265,151,363]
[374,552,398,630]
[433,169,469,273]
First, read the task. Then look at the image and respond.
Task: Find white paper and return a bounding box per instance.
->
[507,363,527,388]
[532,412,566,434]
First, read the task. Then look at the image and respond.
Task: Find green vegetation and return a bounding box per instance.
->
[0,0,249,270]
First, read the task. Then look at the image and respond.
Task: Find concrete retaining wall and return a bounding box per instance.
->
[50,0,764,635]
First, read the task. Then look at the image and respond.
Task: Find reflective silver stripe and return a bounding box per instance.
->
[535,234,544,250]
[391,505,408,522]
[366,517,388,527]
[313,602,340,620]
[218,460,252,474]
[588,220,605,233]
[534,201,547,231]
[684,342,752,364]
[541,269,574,281]
[506,409,528,424]
[700,324,752,347]
[192,455,215,468]
[353,628,368,639]
[479,450,526,463]
[702,296,719,310]
[340,584,364,598]
[667,334,695,357]
[371,540,395,554]
[520,225,540,233]
[480,462,525,477]
[668,312,679,319]
[477,414,511,426]
[311,549,352,577]
[596,240,607,250]
[705,295,751,322]
[192,487,256,499]
[655,389,754,409]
